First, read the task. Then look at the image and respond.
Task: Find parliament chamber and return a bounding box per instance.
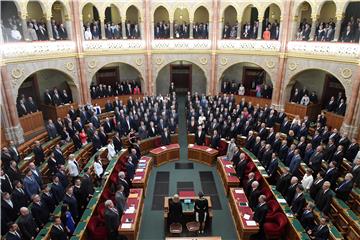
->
[1,0,360,240]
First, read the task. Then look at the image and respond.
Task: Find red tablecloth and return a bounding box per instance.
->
[179,191,196,198]
[231,188,258,229]
[120,189,142,227]
[220,159,240,183]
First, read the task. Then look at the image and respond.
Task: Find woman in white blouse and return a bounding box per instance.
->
[84,27,92,40]
[107,139,116,160]
[93,155,103,186]
[301,168,314,191]
[238,84,245,96]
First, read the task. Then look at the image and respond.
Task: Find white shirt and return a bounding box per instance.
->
[238,86,245,96]
[11,30,22,40]
[301,174,314,191]
[84,30,92,40]
[300,96,310,106]
[94,161,103,177]
[107,143,116,160]
[67,160,79,177]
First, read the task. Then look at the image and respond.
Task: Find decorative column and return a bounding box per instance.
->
[144,0,152,95]
[139,17,144,39]
[151,20,155,39]
[1,66,24,144]
[207,21,212,39]
[210,0,220,94]
[291,15,299,40]
[169,17,174,39]
[21,13,30,41]
[309,14,318,41]
[236,18,241,39]
[257,17,263,40]
[99,16,106,39]
[80,16,84,40]
[65,15,73,40]
[334,13,343,42]
[46,16,54,40]
[122,19,127,39]
[70,0,90,104]
[219,17,223,39]
[189,18,194,39]
[278,16,283,40]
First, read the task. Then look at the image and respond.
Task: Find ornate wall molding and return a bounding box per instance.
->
[152,40,211,50]
[83,40,146,52]
[218,40,281,52]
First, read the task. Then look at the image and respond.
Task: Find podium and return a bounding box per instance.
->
[41,103,76,120]
[188,144,218,166]
[285,102,321,121]
[149,144,180,166]
[19,111,45,137]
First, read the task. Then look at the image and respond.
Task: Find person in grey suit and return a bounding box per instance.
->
[104,200,120,239]
[115,185,126,217]
[23,170,40,198]
[46,119,58,139]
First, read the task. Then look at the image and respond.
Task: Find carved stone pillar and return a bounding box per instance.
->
[219,18,223,39]
[189,20,194,39]
[291,15,299,40]
[122,20,127,39]
[1,66,24,144]
[99,16,106,39]
[46,17,54,40]
[309,15,318,41]
[170,18,174,39]
[334,14,343,42]
[236,18,241,39]
[21,14,30,41]
[139,18,144,39]
[65,16,72,40]
[257,17,263,40]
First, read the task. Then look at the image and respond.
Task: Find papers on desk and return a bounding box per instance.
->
[189,144,194,148]
[206,148,212,152]
[24,156,32,161]
[257,166,265,171]
[135,168,144,172]
[125,207,135,214]
[278,198,287,204]
[128,193,138,199]
[225,164,233,168]
[253,159,260,163]
[121,223,132,229]
[139,159,146,163]
[243,214,250,220]
[133,176,142,180]
[161,146,167,150]
[286,213,294,218]
[235,189,244,194]
[246,220,257,226]
[138,163,146,168]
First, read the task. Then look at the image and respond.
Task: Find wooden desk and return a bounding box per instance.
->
[149,144,180,166]
[285,102,321,121]
[41,103,76,120]
[216,157,240,195]
[19,111,45,137]
[139,134,179,155]
[324,111,344,130]
[132,156,153,192]
[188,144,218,166]
[118,188,144,240]
[234,95,272,108]
[229,188,259,239]
[92,94,144,109]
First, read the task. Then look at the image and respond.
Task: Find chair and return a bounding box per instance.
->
[265,199,281,219]
[169,223,183,234]
[87,216,108,240]
[264,212,288,239]
[261,188,274,201]
[186,221,200,233]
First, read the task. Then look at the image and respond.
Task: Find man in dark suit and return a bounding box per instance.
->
[51,176,65,204]
[53,144,65,165]
[41,185,57,213]
[308,146,324,176]
[17,207,39,240]
[113,132,123,153]
[352,159,360,187]
[280,117,291,134]
[276,167,292,196]
[235,153,247,181]
[63,186,79,221]
[267,153,279,180]
[50,216,68,240]
[311,131,322,149]
[210,129,220,149]
[81,168,94,202]
[300,203,316,230]
[1,192,17,226]
[8,141,20,163]
[117,171,130,197]
[336,99,346,115]
[304,143,315,165]
[291,185,306,217]
[346,138,359,162]
[253,195,268,228]
[323,139,336,163]
[6,222,23,240]
[245,131,256,150]
[315,181,333,215]
[307,217,330,240]
[285,176,299,204]
[289,149,301,176]
[12,181,30,212]
[92,131,102,151]
[310,171,325,199]
[161,128,171,146]
[125,157,136,181]
[249,181,262,210]
[195,126,206,145]
[104,199,120,239]
[278,140,289,161]
[32,141,45,166]
[324,161,338,188]
[6,160,22,183]
[335,173,353,201]
[72,131,82,150]
[231,146,241,167]
[31,194,50,227]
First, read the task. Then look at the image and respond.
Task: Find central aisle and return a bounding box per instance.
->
[138,95,238,239]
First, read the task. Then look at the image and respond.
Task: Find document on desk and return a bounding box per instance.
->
[246,220,257,226]
[133,176,142,180]
[235,189,244,194]
[189,144,194,148]
[136,168,144,172]
[225,164,233,168]
[139,159,146,163]
[278,198,287,203]
[160,146,167,150]
[243,214,250,220]
[121,223,132,229]
[206,148,212,152]
[258,166,265,171]
[24,156,32,161]
[125,207,135,214]
[128,193,138,198]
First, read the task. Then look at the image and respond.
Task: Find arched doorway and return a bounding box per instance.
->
[193,6,209,39]
[219,62,273,99]
[223,6,237,39]
[27,1,49,41]
[17,69,79,115]
[341,2,360,43]
[294,1,312,40]
[91,62,144,97]
[286,69,346,115]
[315,1,336,41]
[82,3,101,40]
[51,1,70,40]
[174,8,190,38]
[263,3,281,40]
[1,0,22,42]
[104,4,122,39]
[125,5,140,39]
[156,61,206,95]
[241,4,259,39]
[154,6,170,39]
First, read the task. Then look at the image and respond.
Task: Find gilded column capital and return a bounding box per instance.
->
[311,14,319,21]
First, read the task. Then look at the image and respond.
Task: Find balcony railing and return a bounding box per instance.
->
[217,40,281,52]
[152,39,212,50]
[83,39,146,52]
[287,41,360,58]
[1,41,76,59]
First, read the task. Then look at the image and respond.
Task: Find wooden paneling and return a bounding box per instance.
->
[285,102,321,121]
[19,112,45,137]
[92,94,144,109]
[325,111,344,130]
[41,103,76,121]
[234,95,271,108]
